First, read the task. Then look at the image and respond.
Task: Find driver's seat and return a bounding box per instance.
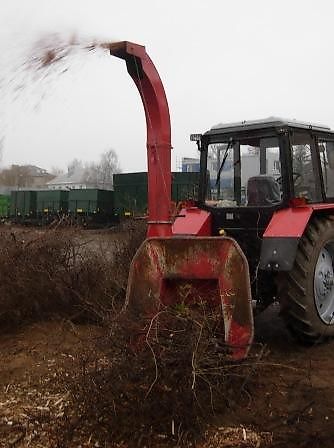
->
[247,175,281,206]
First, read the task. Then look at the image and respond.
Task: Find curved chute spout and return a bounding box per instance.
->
[108,41,172,237]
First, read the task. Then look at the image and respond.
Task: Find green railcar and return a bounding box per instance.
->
[10,190,37,219]
[0,194,10,219]
[113,172,148,217]
[36,190,69,214]
[113,172,200,217]
[68,189,117,225]
[172,172,199,203]
[36,190,69,224]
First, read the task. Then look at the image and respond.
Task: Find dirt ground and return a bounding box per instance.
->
[1,307,334,447]
[1,226,334,447]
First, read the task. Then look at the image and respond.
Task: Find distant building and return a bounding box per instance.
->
[24,165,55,188]
[182,157,200,173]
[241,152,280,186]
[47,168,113,190]
[0,164,55,189]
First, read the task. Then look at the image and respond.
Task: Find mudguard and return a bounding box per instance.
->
[260,205,334,271]
[126,236,254,360]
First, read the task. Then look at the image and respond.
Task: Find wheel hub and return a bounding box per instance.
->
[314,246,334,324]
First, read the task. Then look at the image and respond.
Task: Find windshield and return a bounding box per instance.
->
[205,136,283,207]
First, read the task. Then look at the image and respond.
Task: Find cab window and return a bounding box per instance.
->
[291,133,321,202]
[319,139,334,198]
[206,136,283,207]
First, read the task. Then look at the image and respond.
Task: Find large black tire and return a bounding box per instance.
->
[278,216,334,342]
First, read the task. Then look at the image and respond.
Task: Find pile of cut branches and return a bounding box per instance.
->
[53,304,261,446]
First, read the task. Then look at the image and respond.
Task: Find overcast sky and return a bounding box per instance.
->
[0,0,334,173]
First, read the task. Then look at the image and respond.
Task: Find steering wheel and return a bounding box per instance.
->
[292,172,302,184]
[276,172,302,186]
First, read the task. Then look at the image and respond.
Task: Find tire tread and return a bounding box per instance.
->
[278,216,334,342]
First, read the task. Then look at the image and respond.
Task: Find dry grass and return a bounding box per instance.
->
[0,222,265,447]
[0,222,146,328]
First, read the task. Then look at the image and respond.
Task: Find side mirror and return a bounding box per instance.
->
[190,133,202,151]
[190,134,202,142]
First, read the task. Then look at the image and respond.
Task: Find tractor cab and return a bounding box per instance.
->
[194,118,334,235]
[192,118,334,259]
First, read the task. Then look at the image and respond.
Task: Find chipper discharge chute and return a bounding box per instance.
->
[108,41,254,360]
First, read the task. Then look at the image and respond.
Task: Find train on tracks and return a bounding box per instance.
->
[0,171,199,226]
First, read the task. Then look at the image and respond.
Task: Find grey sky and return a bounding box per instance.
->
[0,0,334,173]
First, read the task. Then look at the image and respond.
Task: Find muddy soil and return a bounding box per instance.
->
[0,225,334,447]
[0,306,333,447]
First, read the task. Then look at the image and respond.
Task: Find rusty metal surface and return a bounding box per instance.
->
[126,236,254,360]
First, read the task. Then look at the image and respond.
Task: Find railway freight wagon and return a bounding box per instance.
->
[68,188,119,226]
[3,173,200,225]
[36,190,69,224]
[10,190,37,223]
[113,172,200,216]
[0,194,10,220]
[172,172,200,203]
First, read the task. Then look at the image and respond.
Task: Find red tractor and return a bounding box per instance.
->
[109,41,334,359]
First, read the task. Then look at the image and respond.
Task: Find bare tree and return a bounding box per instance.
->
[67,158,83,175]
[84,161,99,184]
[50,166,65,176]
[97,149,121,188]
[65,149,121,188]
[0,165,31,187]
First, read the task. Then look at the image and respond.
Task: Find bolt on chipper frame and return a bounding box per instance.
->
[108,41,334,359]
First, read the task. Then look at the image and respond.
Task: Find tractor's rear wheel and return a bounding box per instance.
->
[278,217,334,342]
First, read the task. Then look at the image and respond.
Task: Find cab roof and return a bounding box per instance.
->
[207,116,334,136]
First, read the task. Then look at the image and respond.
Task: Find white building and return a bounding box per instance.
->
[47,168,113,190]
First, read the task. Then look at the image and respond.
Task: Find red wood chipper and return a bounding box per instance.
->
[109,41,334,359]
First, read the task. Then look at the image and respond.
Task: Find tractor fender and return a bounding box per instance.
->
[259,205,334,271]
[172,207,212,236]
